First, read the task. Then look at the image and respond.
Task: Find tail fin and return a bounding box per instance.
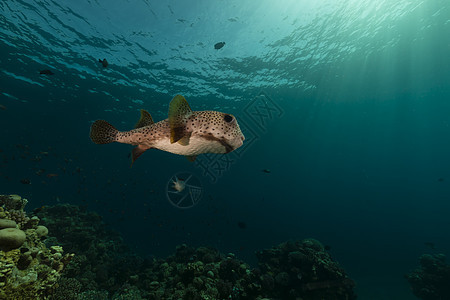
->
[90,120,119,144]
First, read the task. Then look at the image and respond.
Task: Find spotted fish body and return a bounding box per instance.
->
[90,95,245,163]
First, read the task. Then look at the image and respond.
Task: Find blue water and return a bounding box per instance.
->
[1,0,449,299]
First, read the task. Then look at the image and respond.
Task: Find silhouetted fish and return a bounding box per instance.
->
[20,178,31,184]
[424,242,436,249]
[99,58,108,68]
[33,206,46,214]
[39,70,54,75]
[35,169,45,176]
[262,169,271,173]
[214,42,225,50]
[237,221,247,229]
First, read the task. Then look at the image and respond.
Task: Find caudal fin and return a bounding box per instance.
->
[90,120,119,144]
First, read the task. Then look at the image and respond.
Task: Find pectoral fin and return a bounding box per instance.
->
[131,144,149,166]
[177,132,192,146]
[168,95,192,144]
[185,155,197,162]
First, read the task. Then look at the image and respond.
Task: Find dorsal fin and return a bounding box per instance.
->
[135,109,154,128]
[168,95,192,144]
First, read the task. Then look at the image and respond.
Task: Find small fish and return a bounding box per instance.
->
[214,42,226,50]
[90,95,245,164]
[237,221,247,229]
[39,69,54,75]
[33,206,46,214]
[35,169,45,176]
[262,169,271,173]
[20,178,31,184]
[0,104,6,110]
[98,58,108,68]
[438,178,444,182]
[46,173,59,178]
[424,242,436,249]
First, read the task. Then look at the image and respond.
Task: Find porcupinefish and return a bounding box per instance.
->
[90,95,245,164]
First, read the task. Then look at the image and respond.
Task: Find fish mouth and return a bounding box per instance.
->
[239,135,245,146]
[233,135,245,149]
[224,138,244,153]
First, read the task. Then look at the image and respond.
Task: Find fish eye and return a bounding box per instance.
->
[224,114,233,123]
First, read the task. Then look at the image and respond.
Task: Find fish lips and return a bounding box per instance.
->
[228,134,245,152]
[237,135,245,147]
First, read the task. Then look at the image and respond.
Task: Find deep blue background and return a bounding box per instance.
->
[1,1,450,299]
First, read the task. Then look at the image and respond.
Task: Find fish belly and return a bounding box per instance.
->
[153,137,225,156]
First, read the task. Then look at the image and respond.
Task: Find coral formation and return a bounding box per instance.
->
[0,194,29,228]
[0,227,26,250]
[36,203,356,299]
[406,253,450,300]
[0,194,73,299]
[139,244,258,299]
[0,196,363,299]
[255,238,356,300]
[0,218,17,228]
[34,203,139,297]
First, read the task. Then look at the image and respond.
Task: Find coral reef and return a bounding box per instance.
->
[406,253,450,300]
[0,194,29,228]
[122,240,355,300]
[137,244,258,300]
[0,194,73,299]
[37,203,356,299]
[255,238,356,300]
[34,203,356,299]
[34,204,144,298]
